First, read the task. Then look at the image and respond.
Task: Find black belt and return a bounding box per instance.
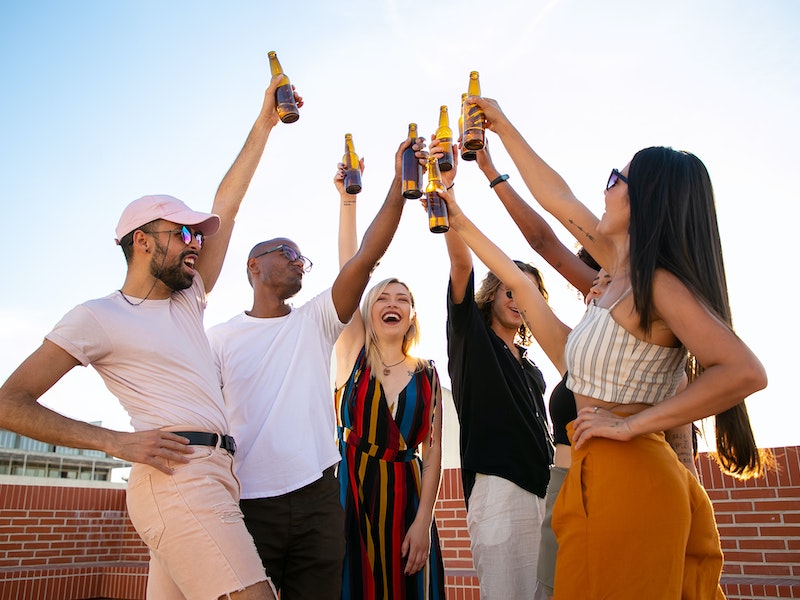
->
[175,431,237,456]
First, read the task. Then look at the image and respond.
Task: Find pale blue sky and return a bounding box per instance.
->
[1,0,798,451]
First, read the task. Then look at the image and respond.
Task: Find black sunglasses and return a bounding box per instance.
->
[606,168,629,191]
[146,225,204,248]
[252,244,313,273]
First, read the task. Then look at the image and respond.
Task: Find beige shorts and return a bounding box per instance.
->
[126,445,268,599]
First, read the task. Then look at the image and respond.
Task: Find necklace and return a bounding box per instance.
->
[381,357,406,376]
[118,275,160,307]
[118,289,147,306]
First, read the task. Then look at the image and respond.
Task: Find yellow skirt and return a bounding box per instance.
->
[552,424,725,600]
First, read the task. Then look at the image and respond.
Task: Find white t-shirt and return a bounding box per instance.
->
[206,288,347,498]
[45,276,228,434]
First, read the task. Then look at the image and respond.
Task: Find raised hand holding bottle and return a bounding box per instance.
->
[268,51,300,124]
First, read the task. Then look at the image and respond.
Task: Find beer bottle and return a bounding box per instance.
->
[425,156,449,233]
[462,71,485,151]
[267,51,300,124]
[435,105,454,172]
[459,92,477,161]
[342,133,362,195]
[401,123,423,200]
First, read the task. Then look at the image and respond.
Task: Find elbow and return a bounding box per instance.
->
[742,359,768,397]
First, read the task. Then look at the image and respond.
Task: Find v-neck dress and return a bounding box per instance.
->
[335,347,445,599]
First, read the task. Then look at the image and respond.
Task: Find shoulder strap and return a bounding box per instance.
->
[607,286,632,311]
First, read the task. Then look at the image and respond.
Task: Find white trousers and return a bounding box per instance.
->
[466,474,545,600]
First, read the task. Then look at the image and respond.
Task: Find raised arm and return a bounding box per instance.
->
[334,158,367,387]
[441,188,573,374]
[429,134,473,304]
[198,74,302,291]
[336,159,363,270]
[475,140,596,295]
[471,96,616,270]
[0,341,193,475]
[331,137,426,324]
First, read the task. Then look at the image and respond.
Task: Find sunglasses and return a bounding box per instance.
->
[253,244,313,273]
[146,225,204,248]
[606,168,629,191]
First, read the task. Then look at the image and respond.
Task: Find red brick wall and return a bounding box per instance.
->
[0,482,147,600]
[1,446,798,599]
[704,446,800,599]
[435,446,800,599]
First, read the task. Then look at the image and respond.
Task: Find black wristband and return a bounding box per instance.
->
[490,174,509,188]
[446,182,455,191]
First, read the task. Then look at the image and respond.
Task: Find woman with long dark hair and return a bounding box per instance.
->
[452,97,768,599]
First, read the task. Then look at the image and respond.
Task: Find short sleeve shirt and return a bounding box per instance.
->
[45,276,228,433]
[446,271,553,503]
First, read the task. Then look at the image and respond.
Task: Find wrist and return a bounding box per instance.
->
[489,174,509,188]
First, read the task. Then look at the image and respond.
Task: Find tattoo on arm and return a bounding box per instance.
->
[568,219,595,242]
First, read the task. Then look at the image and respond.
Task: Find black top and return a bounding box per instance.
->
[446,271,553,506]
[549,372,577,446]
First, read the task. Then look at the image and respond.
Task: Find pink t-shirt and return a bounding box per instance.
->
[46,276,228,434]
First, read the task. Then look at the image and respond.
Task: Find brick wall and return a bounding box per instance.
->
[0,480,147,600]
[436,445,800,599]
[703,446,800,599]
[1,447,798,599]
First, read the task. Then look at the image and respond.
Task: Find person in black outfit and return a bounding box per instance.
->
[444,227,553,599]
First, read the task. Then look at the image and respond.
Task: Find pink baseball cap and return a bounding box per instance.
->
[115,195,221,243]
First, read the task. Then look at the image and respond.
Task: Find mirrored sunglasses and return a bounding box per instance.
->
[147,225,204,248]
[606,168,629,191]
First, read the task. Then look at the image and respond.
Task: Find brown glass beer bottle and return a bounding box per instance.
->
[402,123,423,199]
[435,105,454,172]
[342,133,362,194]
[459,92,477,161]
[463,71,485,151]
[425,156,449,233]
[268,51,300,124]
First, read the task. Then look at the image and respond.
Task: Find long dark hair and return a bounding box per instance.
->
[628,147,766,479]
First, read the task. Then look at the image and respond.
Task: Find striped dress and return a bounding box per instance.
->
[336,347,445,599]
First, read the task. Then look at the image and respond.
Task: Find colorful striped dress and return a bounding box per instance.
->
[336,347,445,599]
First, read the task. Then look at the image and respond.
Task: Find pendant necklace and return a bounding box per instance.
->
[381,357,406,376]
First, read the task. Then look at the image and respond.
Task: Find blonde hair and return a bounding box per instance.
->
[361,278,424,380]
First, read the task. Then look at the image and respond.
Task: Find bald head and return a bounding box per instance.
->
[248,238,297,260]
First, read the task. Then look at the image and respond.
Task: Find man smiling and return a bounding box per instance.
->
[207,136,426,599]
[0,73,295,600]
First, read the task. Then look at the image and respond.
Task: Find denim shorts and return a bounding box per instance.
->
[126,445,268,598]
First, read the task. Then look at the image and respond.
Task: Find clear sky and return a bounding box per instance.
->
[1,0,798,453]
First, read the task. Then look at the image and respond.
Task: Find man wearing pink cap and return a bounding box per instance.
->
[0,74,298,600]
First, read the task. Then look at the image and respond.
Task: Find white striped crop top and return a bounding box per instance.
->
[565,289,686,405]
